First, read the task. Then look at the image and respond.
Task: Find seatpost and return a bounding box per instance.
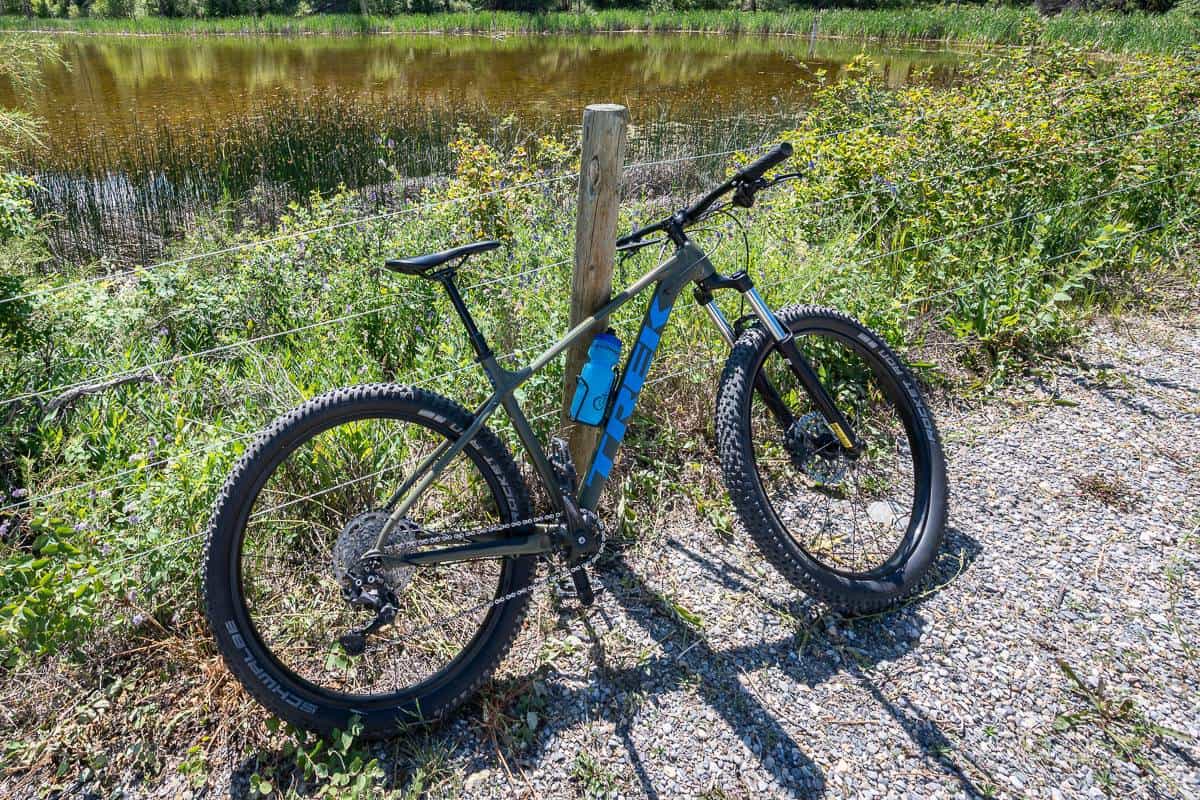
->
[433,265,493,362]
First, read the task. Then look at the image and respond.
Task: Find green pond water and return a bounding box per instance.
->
[10,32,965,158]
[2,33,966,262]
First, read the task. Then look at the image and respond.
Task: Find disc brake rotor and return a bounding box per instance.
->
[332,510,417,593]
[785,411,849,487]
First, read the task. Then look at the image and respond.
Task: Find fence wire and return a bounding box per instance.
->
[3,64,1200,573]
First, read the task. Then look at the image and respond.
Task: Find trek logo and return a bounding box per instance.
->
[582,289,674,495]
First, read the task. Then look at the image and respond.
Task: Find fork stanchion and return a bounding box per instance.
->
[562,103,630,473]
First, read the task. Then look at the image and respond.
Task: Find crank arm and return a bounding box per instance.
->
[775,335,861,457]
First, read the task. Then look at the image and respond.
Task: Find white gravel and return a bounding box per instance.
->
[405,310,1200,799]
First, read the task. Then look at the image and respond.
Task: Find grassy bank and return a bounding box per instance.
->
[23,97,804,265]
[1,6,1198,53]
[0,43,1198,794]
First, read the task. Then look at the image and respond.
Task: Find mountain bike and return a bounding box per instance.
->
[203,142,948,736]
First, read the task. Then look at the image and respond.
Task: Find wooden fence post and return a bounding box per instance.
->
[561,103,629,474]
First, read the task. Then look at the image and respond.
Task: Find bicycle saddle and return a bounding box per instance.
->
[384,240,501,275]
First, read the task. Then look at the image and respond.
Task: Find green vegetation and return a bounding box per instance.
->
[0,37,1198,793]
[27,94,800,264]
[0,34,60,158]
[1,6,1198,53]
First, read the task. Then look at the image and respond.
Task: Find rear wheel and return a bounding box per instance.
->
[203,384,534,736]
[716,306,947,613]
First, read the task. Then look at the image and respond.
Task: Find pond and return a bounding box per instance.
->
[4,32,966,263]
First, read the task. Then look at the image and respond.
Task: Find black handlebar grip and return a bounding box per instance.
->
[737,142,793,183]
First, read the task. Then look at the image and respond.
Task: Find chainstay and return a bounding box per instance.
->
[382,512,561,555]
[374,517,607,649]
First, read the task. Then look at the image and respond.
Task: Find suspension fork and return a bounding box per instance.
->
[695,277,861,455]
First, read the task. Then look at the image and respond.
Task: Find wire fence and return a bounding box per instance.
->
[6,110,1188,413]
[3,65,1199,577]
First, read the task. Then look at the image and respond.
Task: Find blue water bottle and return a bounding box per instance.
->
[569,329,621,426]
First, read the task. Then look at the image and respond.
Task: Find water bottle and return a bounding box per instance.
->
[569,330,621,426]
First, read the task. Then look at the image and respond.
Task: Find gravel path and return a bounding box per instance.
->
[332,310,1199,800]
[67,309,1197,800]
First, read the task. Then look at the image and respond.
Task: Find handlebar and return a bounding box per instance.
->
[738,141,795,184]
[617,141,794,249]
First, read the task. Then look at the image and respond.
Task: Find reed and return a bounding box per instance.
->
[20,92,803,265]
[0,7,1195,54]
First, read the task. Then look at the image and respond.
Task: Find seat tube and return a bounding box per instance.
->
[437,273,494,362]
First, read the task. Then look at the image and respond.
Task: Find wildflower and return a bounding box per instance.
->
[0,520,9,538]
[74,521,88,533]
[132,613,148,627]
[128,513,142,525]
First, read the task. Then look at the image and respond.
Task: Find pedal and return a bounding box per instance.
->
[338,631,366,656]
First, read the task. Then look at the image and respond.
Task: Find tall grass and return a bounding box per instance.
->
[0,7,1196,53]
[22,93,805,265]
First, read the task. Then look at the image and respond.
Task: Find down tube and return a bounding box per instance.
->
[579,282,677,510]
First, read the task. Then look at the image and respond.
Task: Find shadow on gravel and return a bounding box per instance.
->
[225,527,981,799]
[486,524,985,798]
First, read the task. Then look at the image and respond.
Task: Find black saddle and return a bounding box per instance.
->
[384,240,501,276]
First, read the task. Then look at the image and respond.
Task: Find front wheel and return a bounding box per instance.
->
[716,306,948,613]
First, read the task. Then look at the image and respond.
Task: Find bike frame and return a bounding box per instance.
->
[369,231,855,567]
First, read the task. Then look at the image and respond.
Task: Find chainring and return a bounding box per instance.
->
[332,510,417,592]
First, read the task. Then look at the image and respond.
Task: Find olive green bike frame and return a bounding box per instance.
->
[368,235,856,568]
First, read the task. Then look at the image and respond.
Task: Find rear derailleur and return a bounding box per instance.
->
[337,562,397,656]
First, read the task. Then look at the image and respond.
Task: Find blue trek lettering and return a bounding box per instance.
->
[582,290,675,490]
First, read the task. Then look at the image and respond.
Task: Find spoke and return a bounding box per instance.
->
[752,330,921,576]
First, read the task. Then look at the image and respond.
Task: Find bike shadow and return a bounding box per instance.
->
[494,523,982,798]
[226,525,981,799]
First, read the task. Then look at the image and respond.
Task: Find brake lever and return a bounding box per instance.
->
[732,171,806,209]
[732,178,769,208]
[764,171,805,187]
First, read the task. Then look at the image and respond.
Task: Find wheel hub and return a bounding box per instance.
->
[784,412,849,487]
[332,509,418,594]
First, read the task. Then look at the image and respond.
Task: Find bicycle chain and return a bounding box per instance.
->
[373,512,607,649]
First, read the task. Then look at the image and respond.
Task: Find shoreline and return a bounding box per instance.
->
[1,8,1194,54]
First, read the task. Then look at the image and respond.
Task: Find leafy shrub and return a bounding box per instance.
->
[772,43,1200,370]
[0,172,36,243]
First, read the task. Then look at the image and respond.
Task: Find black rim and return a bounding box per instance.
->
[746,323,932,581]
[225,404,523,710]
